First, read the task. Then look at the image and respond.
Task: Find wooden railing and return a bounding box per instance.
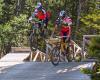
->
[32,39,86,62]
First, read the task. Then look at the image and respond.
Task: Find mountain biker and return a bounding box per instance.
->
[28,2,46,33]
[60,18,71,54]
[34,2,51,29]
[51,10,72,37]
[51,10,72,53]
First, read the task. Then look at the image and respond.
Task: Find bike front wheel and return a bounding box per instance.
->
[29,32,38,51]
[50,47,60,66]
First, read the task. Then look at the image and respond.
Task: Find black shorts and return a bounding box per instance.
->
[62,32,68,42]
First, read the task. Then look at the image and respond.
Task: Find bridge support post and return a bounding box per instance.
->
[82,36,85,59]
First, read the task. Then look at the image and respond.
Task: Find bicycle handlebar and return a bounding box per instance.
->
[28,17,44,24]
[54,36,69,39]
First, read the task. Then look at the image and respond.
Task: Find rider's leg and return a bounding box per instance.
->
[32,24,35,33]
[42,19,49,38]
[44,18,48,28]
[38,22,43,36]
[61,39,65,54]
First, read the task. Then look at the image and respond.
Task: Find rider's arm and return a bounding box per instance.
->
[68,17,72,26]
[54,18,60,31]
[28,16,32,22]
[68,26,71,38]
[50,18,59,37]
[40,8,46,20]
[50,24,56,37]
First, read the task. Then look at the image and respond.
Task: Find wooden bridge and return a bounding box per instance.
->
[0,39,86,65]
[0,39,95,80]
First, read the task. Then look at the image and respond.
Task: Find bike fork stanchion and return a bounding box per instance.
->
[30,51,33,61]
[46,43,52,61]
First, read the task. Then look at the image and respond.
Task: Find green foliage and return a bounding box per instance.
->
[80,68,93,74]
[0,0,4,18]
[88,37,100,60]
[80,0,100,35]
[0,13,30,54]
[24,0,35,15]
[1,0,16,23]
[81,10,100,30]
[10,14,29,32]
[74,0,100,43]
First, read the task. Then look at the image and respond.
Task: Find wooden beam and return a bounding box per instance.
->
[83,35,100,38]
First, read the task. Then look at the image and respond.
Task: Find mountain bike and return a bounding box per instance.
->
[50,36,74,66]
[29,19,50,52]
[29,20,43,49]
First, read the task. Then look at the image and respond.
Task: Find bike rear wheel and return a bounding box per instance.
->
[50,47,60,66]
[65,45,74,62]
[38,37,46,53]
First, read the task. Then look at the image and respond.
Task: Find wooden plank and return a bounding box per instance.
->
[0,53,30,62]
[11,47,31,53]
[83,35,100,37]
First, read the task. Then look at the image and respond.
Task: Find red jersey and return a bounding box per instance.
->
[60,25,71,37]
[36,11,46,20]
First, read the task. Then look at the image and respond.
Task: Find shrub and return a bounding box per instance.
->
[80,68,93,74]
[88,37,100,61]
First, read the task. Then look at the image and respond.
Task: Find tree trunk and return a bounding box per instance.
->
[74,0,81,40]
